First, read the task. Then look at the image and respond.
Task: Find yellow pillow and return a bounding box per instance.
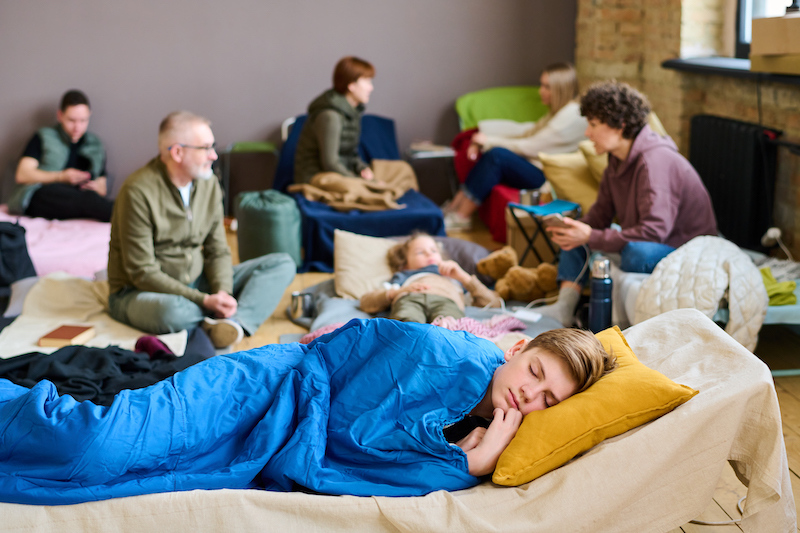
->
[578,139,608,185]
[648,111,669,137]
[492,325,698,486]
[537,150,598,216]
[333,230,396,300]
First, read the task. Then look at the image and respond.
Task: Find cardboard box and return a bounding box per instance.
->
[505,206,558,268]
[751,15,800,56]
[750,53,800,76]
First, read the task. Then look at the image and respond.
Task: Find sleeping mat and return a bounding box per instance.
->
[0,318,504,505]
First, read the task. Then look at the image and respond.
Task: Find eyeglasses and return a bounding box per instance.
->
[171,143,217,154]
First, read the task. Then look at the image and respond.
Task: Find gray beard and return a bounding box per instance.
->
[195,168,214,181]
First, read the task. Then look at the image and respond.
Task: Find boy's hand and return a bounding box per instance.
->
[547,217,592,251]
[484,407,523,450]
[438,260,469,284]
[461,407,523,477]
[455,427,486,453]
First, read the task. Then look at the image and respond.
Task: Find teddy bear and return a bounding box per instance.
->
[476,246,518,281]
[477,246,559,303]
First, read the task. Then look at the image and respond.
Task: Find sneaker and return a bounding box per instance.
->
[444,211,472,232]
[440,199,453,213]
[202,317,244,349]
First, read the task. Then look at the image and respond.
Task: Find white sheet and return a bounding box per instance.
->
[0,309,795,533]
[0,272,187,358]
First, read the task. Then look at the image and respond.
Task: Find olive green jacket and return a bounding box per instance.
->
[293,89,368,184]
[107,157,232,305]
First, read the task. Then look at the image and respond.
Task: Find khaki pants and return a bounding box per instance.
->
[391,293,464,324]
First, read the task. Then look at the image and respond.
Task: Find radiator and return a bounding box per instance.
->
[689,115,781,251]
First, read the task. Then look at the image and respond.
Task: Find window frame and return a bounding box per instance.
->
[735,0,750,59]
[736,0,797,59]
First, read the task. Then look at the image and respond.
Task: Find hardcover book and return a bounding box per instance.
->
[38,325,96,348]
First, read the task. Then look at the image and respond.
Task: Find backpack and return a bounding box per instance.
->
[0,222,36,297]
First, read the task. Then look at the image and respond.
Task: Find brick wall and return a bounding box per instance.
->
[680,0,727,57]
[574,0,800,256]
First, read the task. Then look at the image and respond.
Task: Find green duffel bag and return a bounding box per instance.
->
[235,190,301,266]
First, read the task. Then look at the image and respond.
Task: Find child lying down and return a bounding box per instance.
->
[0,318,615,505]
[360,232,501,322]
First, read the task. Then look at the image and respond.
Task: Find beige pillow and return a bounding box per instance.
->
[578,140,608,185]
[538,151,599,216]
[333,230,396,300]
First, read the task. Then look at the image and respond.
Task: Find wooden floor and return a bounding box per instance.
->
[226,220,800,531]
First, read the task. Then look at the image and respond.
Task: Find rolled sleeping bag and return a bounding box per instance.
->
[235,190,301,266]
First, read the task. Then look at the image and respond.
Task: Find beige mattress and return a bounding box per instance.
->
[1,309,795,533]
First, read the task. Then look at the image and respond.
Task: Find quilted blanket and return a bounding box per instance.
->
[634,236,767,351]
[0,318,503,505]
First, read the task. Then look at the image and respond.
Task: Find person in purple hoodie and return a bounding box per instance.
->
[536,81,718,326]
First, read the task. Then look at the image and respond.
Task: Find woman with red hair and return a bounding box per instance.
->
[294,56,376,184]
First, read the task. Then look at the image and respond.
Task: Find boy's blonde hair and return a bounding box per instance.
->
[386,231,447,272]
[525,328,617,393]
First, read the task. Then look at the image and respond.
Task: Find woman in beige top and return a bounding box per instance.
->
[444,63,587,231]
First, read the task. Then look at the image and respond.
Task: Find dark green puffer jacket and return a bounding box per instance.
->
[293,89,368,184]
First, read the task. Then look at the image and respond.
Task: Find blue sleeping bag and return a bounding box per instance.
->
[0,319,504,505]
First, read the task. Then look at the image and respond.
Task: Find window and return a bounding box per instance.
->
[736,0,795,58]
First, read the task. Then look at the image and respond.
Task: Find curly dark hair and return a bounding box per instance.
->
[579,81,651,139]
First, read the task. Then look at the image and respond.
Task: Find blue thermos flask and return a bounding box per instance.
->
[588,256,613,333]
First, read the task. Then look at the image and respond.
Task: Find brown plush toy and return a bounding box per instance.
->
[495,263,559,303]
[476,246,518,281]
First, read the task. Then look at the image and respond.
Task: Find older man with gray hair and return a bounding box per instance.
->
[107,111,295,348]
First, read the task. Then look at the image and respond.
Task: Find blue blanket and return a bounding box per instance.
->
[0,319,504,505]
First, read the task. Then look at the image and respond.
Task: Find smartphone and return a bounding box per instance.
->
[542,213,569,229]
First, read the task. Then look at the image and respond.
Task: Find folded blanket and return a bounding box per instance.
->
[760,266,797,306]
[287,160,418,212]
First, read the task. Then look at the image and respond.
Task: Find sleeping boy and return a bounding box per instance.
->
[0,319,615,505]
[360,232,501,322]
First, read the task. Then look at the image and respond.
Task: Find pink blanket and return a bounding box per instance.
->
[300,314,527,345]
[431,315,527,342]
[0,205,110,279]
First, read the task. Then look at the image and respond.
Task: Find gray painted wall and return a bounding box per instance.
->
[0,0,576,196]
